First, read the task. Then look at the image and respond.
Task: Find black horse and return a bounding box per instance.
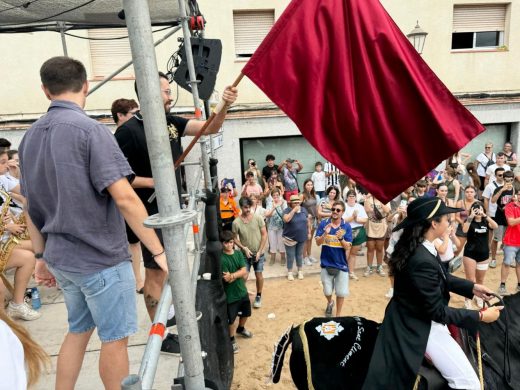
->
[270,293,520,390]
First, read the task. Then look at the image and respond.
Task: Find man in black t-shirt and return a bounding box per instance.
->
[115,72,238,354]
[262,154,279,183]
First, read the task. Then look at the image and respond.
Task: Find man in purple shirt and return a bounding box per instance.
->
[19,56,167,390]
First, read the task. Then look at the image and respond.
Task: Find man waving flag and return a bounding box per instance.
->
[242,0,484,203]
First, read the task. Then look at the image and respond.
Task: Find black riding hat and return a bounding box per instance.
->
[393,197,463,232]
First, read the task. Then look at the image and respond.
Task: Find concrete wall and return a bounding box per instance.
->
[0,0,517,119]
[381,0,519,94]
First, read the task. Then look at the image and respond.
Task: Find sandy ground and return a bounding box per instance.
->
[230,257,512,390]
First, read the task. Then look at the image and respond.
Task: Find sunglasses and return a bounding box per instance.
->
[332,208,343,212]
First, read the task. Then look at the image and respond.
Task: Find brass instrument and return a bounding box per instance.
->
[0,189,29,295]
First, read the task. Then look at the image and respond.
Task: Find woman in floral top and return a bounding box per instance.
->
[265,189,287,265]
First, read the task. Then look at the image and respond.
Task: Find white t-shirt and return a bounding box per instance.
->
[485,163,510,183]
[0,174,18,192]
[482,181,503,217]
[0,320,27,390]
[343,203,368,229]
[311,171,327,191]
[476,152,496,177]
[434,237,455,262]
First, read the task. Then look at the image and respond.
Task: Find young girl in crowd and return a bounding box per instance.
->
[436,183,452,206]
[364,194,391,277]
[264,189,287,265]
[454,185,478,256]
[0,149,40,321]
[317,186,341,221]
[343,190,368,280]
[462,202,497,309]
[301,179,319,264]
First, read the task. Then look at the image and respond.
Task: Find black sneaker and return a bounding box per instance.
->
[166,311,203,329]
[161,334,181,356]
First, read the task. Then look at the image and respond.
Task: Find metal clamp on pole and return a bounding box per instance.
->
[144,210,198,229]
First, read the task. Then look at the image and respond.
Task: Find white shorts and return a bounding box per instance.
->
[268,228,285,254]
[425,322,480,390]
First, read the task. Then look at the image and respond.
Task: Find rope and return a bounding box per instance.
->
[298,320,315,390]
[476,334,484,390]
[412,374,421,390]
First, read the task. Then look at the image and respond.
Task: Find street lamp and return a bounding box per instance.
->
[407,21,428,54]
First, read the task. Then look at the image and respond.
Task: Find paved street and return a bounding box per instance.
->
[14,244,368,389]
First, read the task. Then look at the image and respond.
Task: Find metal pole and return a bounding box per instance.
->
[88,26,181,96]
[176,2,212,189]
[122,1,205,390]
[58,22,68,56]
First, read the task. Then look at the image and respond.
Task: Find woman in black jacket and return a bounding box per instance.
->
[362,197,502,390]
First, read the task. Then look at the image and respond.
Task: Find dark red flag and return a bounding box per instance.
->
[242,0,484,203]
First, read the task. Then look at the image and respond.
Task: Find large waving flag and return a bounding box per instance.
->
[242,0,484,203]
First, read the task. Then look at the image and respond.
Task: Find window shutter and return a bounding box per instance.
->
[88,28,134,79]
[453,4,507,33]
[233,10,274,56]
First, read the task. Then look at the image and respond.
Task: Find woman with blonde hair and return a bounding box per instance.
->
[0,305,49,389]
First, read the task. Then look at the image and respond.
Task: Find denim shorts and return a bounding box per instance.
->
[245,254,265,273]
[320,268,349,297]
[503,245,520,266]
[49,261,138,343]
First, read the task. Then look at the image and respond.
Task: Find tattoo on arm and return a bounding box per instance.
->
[145,294,159,309]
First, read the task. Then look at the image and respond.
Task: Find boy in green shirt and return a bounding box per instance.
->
[220,230,253,353]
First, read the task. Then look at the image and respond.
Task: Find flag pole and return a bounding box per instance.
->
[174,72,245,168]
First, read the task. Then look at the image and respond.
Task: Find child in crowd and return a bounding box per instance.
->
[311,161,327,200]
[220,230,253,354]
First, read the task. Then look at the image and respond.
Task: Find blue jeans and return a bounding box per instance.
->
[285,241,305,271]
[48,261,137,342]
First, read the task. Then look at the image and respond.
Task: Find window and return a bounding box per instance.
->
[233,10,274,58]
[88,28,134,79]
[451,4,507,50]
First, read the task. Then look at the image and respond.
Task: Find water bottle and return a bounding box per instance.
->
[31,287,41,310]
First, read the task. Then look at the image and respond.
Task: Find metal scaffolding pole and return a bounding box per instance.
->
[176,1,212,190]
[122,1,205,389]
[57,22,68,56]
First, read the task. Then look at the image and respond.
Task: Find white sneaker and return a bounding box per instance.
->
[297,271,304,280]
[349,273,359,281]
[376,265,386,277]
[363,266,373,277]
[309,257,319,264]
[385,288,394,299]
[303,257,312,266]
[287,272,294,281]
[7,301,41,321]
